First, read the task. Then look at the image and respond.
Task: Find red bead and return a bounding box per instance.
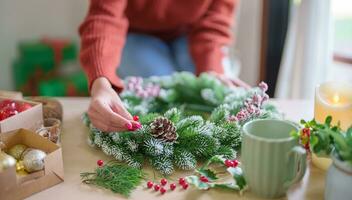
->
[178,177,185,185]
[232,160,239,168]
[225,159,233,168]
[97,159,104,166]
[160,178,167,186]
[170,183,176,191]
[160,187,166,194]
[154,184,160,191]
[182,183,189,190]
[147,181,154,188]
[133,115,139,121]
[200,176,209,183]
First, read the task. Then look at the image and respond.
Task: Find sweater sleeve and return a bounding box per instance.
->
[79,0,128,92]
[189,0,238,75]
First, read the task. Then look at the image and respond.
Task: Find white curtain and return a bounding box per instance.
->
[275,0,333,99]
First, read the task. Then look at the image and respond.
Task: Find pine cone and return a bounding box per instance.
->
[150,117,178,142]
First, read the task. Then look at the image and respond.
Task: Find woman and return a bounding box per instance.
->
[79,0,246,132]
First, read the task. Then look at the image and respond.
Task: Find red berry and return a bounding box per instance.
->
[232,160,239,168]
[133,115,139,121]
[17,103,32,112]
[170,183,176,191]
[200,176,209,183]
[0,99,15,109]
[182,183,189,190]
[160,178,167,186]
[225,159,233,168]
[302,128,311,137]
[160,187,166,194]
[178,177,185,185]
[154,184,160,191]
[147,181,154,188]
[97,159,104,166]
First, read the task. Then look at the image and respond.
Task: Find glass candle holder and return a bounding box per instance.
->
[313,82,352,170]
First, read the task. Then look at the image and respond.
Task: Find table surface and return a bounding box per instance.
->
[27,98,326,200]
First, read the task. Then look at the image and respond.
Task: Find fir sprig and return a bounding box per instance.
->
[83,72,280,175]
[80,162,144,197]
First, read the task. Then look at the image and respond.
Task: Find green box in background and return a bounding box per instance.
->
[12,38,88,96]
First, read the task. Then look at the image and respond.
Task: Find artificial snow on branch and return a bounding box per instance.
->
[83,72,280,175]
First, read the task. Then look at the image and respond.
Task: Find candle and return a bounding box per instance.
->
[313,82,352,170]
[315,82,352,130]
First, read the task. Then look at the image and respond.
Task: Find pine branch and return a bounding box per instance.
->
[80,162,144,197]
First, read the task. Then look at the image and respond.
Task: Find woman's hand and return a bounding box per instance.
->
[88,77,141,132]
[209,71,251,89]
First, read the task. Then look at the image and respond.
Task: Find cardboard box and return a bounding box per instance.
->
[0,98,43,133]
[0,90,23,100]
[0,129,64,200]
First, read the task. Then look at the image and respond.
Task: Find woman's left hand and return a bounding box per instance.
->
[209,72,251,89]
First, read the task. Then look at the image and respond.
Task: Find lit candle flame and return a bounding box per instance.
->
[333,94,340,104]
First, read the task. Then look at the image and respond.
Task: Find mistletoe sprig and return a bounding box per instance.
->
[185,155,247,192]
[292,116,352,164]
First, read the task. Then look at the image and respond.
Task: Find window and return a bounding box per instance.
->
[331,0,352,82]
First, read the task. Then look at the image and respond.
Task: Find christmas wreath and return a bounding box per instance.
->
[83,72,280,175]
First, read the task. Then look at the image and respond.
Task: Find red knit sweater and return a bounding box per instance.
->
[79,0,238,91]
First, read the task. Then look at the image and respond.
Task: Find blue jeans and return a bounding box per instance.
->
[118,33,195,78]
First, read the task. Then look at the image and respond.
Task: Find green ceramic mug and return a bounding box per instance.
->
[241,119,307,198]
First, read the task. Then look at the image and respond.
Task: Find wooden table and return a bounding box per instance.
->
[27,98,326,200]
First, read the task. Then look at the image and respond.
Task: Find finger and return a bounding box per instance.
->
[91,100,132,129]
[111,101,133,120]
[90,119,126,132]
[89,107,141,131]
[230,78,251,89]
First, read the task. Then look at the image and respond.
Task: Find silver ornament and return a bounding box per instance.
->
[23,149,47,173]
[8,144,28,160]
[0,151,16,172]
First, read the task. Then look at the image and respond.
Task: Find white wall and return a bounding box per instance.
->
[0,0,89,90]
[0,0,262,90]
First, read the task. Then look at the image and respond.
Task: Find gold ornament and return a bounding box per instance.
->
[8,144,28,160]
[0,151,16,172]
[23,149,47,173]
[16,160,28,176]
[16,160,25,171]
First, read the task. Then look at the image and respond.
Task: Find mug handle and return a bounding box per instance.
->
[284,146,307,188]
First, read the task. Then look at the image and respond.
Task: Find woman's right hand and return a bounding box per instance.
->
[88,77,141,132]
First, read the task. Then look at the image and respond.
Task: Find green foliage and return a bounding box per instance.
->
[164,107,181,123]
[80,162,144,197]
[297,116,352,165]
[173,149,197,170]
[83,72,279,175]
[185,155,246,192]
[150,156,174,175]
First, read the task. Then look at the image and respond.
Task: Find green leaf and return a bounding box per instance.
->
[346,127,352,138]
[212,183,239,190]
[290,130,300,139]
[227,167,246,190]
[196,168,218,181]
[325,116,332,126]
[202,155,226,169]
[185,175,210,190]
